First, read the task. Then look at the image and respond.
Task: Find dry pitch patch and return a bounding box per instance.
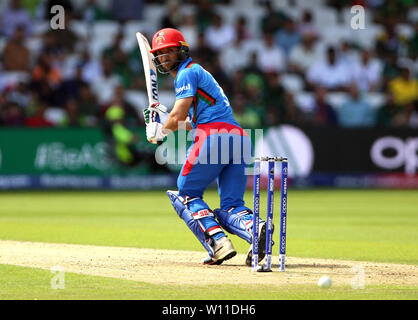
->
[0,240,417,287]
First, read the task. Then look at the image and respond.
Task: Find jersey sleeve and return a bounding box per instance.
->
[175,67,198,100]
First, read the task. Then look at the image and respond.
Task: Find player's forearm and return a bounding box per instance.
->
[163,115,191,132]
[162,97,193,132]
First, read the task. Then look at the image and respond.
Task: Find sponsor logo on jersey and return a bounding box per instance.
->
[176,83,191,94]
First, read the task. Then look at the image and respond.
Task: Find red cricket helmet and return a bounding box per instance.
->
[150,28,187,53]
[150,28,191,74]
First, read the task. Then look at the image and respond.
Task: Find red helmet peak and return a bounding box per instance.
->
[150,28,188,53]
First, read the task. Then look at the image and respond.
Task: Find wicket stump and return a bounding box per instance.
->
[252,157,288,272]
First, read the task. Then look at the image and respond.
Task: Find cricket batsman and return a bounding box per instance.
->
[143,28,266,265]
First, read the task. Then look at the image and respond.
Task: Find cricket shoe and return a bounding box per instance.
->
[202,237,236,265]
[245,221,275,267]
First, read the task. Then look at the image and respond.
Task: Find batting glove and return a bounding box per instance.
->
[143,102,169,125]
[146,121,167,144]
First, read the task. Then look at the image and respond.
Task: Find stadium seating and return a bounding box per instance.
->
[280,74,304,93]
[69,21,89,39]
[89,21,121,59]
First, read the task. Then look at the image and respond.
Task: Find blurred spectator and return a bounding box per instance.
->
[381,52,402,88]
[256,32,286,74]
[230,69,245,97]
[103,85,141,127]
[91,57,121,106]
[351,50,383,92]
[42,29,64,61]
[204,13,236,52]
[25,89,42,114]
[103,104,165,171]
[60,99,86,127]
[78,50,102,84]
[325,0,352,13]
[264,71,287,125]
[260,0,288,33]
[18,0,39,17]
[7,81,31,109]
[1,101,26,126]
[111,0,144,22]
[235,15,252,40]
[80,0,111,23]
[56,66,87,107]
[103,32,133,88]
[336,84,376,127]
[161,0,183,28]
[388,67,418,107]
[308,87,337,126]
[337,41,358,69]
[232,92,262,129]
[242,73,266,116]
[279,92,304,125]
[103,104,140,166]
[0,95,5,126]
[274,18,301,57]
[264,71,286,108]
[31,52,61,87]
[289,30,324,75]
[298,9,318,38]
[0,0,32,38]
[376,22,407,59]
[408,22,418,60]
[307,47,351,91]
[220,33,250,75]
[196,0,215,32]
[78,83,99,120]
[31,52,62,105]
[192,32,216,65]
[242,51,266,80]
[407,101,418,128]
[25,101,54,127]
[376,92,399,127]
[205,54,232,96]
[2,25,31,72]
[375,0,408,24]
[44,10,79,54]
[392,100,418,127]
[179,13,199,50]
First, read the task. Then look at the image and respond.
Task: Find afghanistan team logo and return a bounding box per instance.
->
[156,31,165,45]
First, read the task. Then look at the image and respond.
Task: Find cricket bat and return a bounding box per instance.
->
[136,32,164,145]
[136,32,159,107]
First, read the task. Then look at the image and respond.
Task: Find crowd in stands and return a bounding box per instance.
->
[0,0,417,130]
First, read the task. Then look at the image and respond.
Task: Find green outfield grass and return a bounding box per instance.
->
[0,189,417,300]
[1,264,416,300]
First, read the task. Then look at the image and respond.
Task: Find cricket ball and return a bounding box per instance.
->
[318,275,332,288]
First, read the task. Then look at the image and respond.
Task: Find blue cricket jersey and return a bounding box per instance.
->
[174,58,239,129]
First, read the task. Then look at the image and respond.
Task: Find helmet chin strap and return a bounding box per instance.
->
[154,59,181,74]
[152,50,186,74]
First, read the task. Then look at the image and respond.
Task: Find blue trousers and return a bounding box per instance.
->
[177,122,252,210]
